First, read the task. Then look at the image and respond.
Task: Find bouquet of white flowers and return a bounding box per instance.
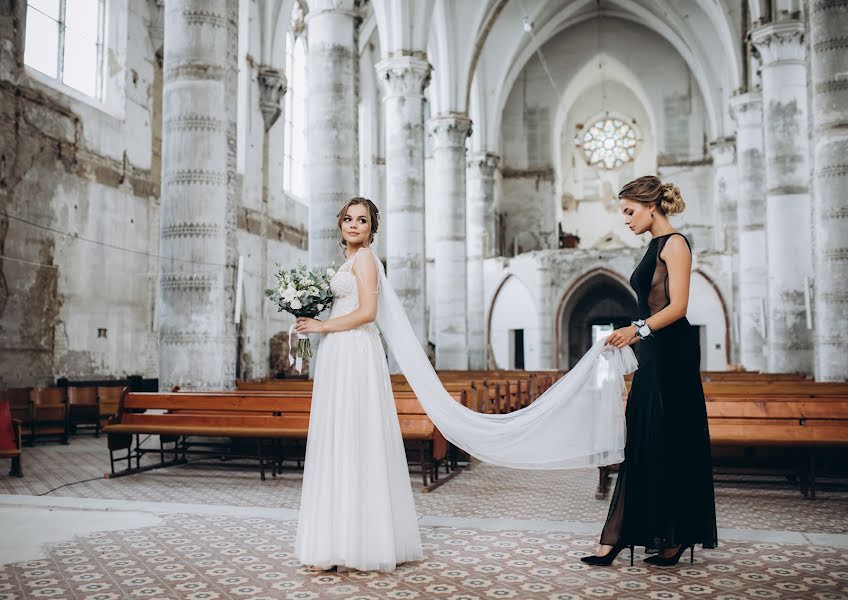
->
[265,264,336,372]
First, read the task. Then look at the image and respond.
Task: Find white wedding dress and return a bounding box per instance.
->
[294,248,423,572]
[295,246,638,572]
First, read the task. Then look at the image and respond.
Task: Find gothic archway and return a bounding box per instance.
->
[556,270,637,369]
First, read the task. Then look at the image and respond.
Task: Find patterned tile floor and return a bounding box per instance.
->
[2,437,848,599]
[1,437,847,535]
[2,513,848,600]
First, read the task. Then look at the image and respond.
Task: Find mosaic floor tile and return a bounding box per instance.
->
[2,514,847,600]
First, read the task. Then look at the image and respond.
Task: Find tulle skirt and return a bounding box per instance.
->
[294,326,423,572]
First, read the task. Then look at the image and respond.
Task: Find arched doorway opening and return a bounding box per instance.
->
[557,271,637,370]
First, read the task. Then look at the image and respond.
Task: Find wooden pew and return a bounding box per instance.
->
[104,388,465,490]
[28,388,68,445]
[1,388,32,444]
[68,386,100,436]
[595,382,848,500]
[103,390,311,480]
[97,386,124,428]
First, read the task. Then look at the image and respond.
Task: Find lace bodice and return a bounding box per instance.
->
[328,249,379,335]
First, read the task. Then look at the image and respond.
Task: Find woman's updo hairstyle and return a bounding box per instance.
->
[618,175,686,216]
[336,197,381,248]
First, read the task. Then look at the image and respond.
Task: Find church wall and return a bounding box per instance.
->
[485,244,731,371]
[498,173,558,256]
[0,1,160,388]
[0,1,309,387]
[235,52,308,380]
[499,17,712,257]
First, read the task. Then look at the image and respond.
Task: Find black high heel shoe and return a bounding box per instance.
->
[643,545,694,566]
[580,543,635,566]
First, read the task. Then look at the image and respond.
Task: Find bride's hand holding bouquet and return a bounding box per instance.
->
[265,264,335,372]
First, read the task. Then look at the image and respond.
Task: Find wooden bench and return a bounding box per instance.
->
[103,390,311,480]
[104,388,465,490]
[596,382,848,500]
[27,388,69,445]
[68,386,100,436]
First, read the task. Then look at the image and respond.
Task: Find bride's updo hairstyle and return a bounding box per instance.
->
[618,175,686,216]
[336,197,381,248]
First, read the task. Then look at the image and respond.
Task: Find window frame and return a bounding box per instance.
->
[576,116,639,171]
[24,0,107,102]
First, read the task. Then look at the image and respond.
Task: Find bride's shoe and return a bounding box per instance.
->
[305,565,336,572]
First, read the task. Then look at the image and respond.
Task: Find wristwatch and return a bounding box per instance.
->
[631,319,653,339]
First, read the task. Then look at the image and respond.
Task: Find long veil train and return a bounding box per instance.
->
[369,251,638,470]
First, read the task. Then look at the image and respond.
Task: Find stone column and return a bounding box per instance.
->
[466,152,499,370]
[751,21,813,374]
[427,114,472,369]
[709,138,738,253]
[306,0,358,268]
[730,93,768,372]
[159,0,238,390]
[375,56,431,346]
[810,1,848,381]
[255,66,286,378]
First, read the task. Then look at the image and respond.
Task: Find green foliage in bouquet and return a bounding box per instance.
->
[265,264,336,361]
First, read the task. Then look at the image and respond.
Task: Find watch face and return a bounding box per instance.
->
[639,325,651,337]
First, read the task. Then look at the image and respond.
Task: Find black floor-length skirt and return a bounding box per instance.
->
[600,318,717,550]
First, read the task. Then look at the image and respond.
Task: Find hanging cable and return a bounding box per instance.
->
[518,0,559,95]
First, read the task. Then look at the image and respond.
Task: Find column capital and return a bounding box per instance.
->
[751,21,805,67]
[257,65,287,131]
[467,151,500,176]
[375,56,431,99]
[305,0,357,22]
[709,137,736,166]
[427,113,472,149]
[730,91,763,126]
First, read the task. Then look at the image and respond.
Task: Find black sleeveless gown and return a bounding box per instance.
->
[600,232,717,551]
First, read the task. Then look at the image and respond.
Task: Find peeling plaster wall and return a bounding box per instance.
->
[0,1,308,387]
[0,1,160,388]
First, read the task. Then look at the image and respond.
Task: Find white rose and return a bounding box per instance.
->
[308,286,319,296]
[290,298,302,310]
[316,303,324,311]
[296,289,306,297]
[327,268,336,277]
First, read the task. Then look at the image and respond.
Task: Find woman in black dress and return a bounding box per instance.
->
[582,175,717,567]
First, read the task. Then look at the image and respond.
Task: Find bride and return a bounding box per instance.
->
[293,197,637,572]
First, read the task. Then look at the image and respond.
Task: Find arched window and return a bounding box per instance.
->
[283,6,308,200]
[577,118,638,170]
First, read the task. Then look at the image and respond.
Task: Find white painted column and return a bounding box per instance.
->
[158,0,238,390]
[709,137,738,253]
[751,21,813,374]
[466,152,499,370]
[730,92,768,372]
[810,1,848,381]
[427,114,472,369]
[375,56,431,347]
[306,0,358,268]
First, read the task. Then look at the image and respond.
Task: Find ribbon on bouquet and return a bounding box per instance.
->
[287,322,307,373]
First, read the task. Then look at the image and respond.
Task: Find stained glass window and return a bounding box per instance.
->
[577,118,637,170]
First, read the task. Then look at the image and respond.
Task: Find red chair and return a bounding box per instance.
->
[0,400,23,477]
